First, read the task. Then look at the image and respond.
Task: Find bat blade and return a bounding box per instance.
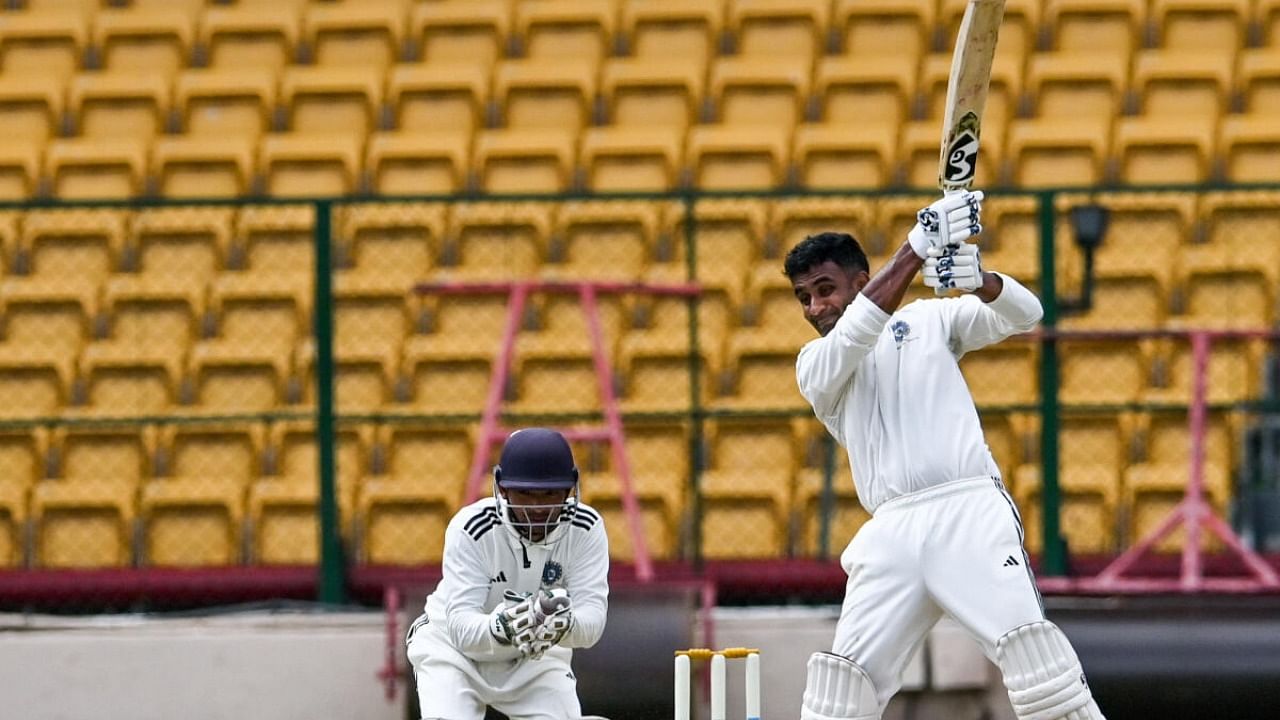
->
[939,0,1006,192]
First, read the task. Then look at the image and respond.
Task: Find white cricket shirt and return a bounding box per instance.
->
[416,497,610,664]
[796,273,1043,513]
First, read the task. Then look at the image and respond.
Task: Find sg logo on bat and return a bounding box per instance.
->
[943,111,981,187]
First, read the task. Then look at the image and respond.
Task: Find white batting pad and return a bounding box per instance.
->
[996,621,1106,720]
[800,652,879,720]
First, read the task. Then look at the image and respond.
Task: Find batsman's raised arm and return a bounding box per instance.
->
[945,272,1044,356]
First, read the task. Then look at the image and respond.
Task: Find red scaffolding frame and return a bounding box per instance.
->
[415,279,701,583]
[1038,328,1280,594]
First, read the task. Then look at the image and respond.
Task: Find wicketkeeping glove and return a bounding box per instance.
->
[488,590,539,649]
[907,190,985,258]
[923,243,984,293]
[526,588,573,660]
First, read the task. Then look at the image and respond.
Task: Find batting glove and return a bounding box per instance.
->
[489,590,538,649]
[908,190,984,258]
[923,243,984,293]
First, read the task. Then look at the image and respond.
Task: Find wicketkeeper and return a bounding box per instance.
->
[785,190,1106,720]
[406,428,610,720]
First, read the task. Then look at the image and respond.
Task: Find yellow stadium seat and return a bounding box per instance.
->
[236,204,315,279]
[474,128,577,194]
[554,200,659,280]
[175,67,276,138]
[1239,49,1280,114]
[77,344,181,415]
[700,418,796,558]
[1059,274,1168,330]
[448,201,552,280]
[873,194,936,261]
[0,281,95,365]
[100,273,202,363]
[773,196,874,255]
[1219,115,1280,184]
[816,55,915,128]
[1177,265,1274,330]
[0,144,41,201]
[718,331,807,410]
[163,422,264,486]
[0,10,88,81]
[960,342,1039,408]
[44,137,147,199]
[580,126,684,192]
[522,289,627,359]
[1133,50,1233,123]
[281,65,381,137]
[260,133,363,198]
[1015,462,1119,555]
[1058,338,1155,405]
[580,427,687,562]
[366,131,470,196]
[199,4,300,73]
[729,0,829,63]
[141,475,245,566]
[248,423,367,565]
[601,57,703,131]
[1027,51,1128,122]
[152,135,256,199]
[388,63,487,135]
[338,202,445,283]
[1199,190,1280,287]
[673,198,767,301]
[796,463,870,557]
[92,7,192,77]
[741,261,813,341]
[516,0,615,66]
[1151,0,1250,54]
[509,349,601,415]
[412,0,509,68]
[1114,116,1215,185]
[1006,117,1111,189]
[1094,190,1195,280]
[981,411,1035,484]
[0,75,63,144]
[835,0,934,61]
[0,346,72,417]
[939,0,1041,63]
[0,428,47,566]
[401,337,494,415]
[33,425,153,568]
[303,0,405,70]
[188,342,290,413]
[133,206,233,283]
[21,207,126,283]
[1133,410,1235,483]
[68,71,169,142]
[1046,0,1145,60]
[688,125,790,190]
[1144,337,1265,405]
[711,56,810,132]
[794,122,898,190]
[617,337,714,413]
[495,59,596,132]
[1263,0,1280,46]
[358,423,470,565]
[624,0,721,65]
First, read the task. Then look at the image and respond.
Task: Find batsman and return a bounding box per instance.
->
[405,428,609,720]
[784,192,1105,720]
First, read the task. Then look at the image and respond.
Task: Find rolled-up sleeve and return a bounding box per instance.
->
[797,293,890,417]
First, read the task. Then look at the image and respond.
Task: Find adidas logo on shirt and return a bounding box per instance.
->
[1002,555,1020,567]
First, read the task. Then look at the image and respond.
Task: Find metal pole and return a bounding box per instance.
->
[314,199,345,603]
[1037,191,1066,576]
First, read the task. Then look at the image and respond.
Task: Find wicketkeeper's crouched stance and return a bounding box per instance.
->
[787,191,1105,720]
[406,428,609,720]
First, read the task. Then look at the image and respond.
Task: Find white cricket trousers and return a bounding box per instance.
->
[833,476,1045,710]
[408,624,582,720]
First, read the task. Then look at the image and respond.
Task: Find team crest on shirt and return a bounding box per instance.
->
[891,320,913,348]
[542,561,564,585]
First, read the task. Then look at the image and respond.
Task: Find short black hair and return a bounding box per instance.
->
[783,231,870,281]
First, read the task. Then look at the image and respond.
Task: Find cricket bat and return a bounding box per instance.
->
[934,0,1005,295]
[938,0,1006,192]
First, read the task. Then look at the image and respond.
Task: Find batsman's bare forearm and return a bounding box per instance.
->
[861,243,925,314]
[973,270,1003,303]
